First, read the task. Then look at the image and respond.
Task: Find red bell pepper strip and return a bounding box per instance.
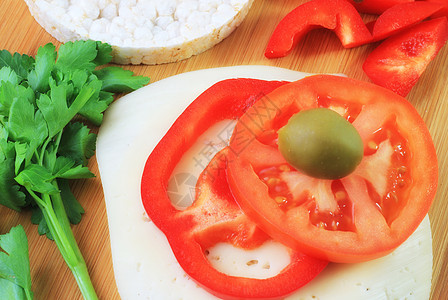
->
[422,0,448,19]
[363,17,448,96]
[372,1,444,41]
[265,0,372,58]
[346,0,415,15]
[141,79,327,299]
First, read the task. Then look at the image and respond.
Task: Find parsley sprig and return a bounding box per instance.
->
[0,40,150,299]
[0,226,33,300]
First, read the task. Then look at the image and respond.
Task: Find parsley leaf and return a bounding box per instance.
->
[55,40,99,73]
[58,122,96,167]
[0,280,28,300]
[7,96,48,145]
[94,66,150,93]
[76,77,106,126]
[0,225,33,300]
[59,179,85,225]
[27,43,56,93]
[53,156,94,179]
[14,142,28,176]
[0,82,35,118]
[0,140,27,211]
[37,78,94,138]
[92,42,112,66]
[15,164,59,195]
[30,207,53,240]
[0,128,28,211]
[0,67,19,85]
[0,50,34,81]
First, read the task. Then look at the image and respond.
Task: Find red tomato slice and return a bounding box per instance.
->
[347,0,414,15]
[227,75,438,263]
[265,0,372,58]
[141,79,327,299]
[363,17,448,96]
[372,1,444,41]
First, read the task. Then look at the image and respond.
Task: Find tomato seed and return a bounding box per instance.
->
[367,140,378,150]
[267,178,281,186]
[275,196,287,204]
[279,164,291,172]
[335,191,346,201]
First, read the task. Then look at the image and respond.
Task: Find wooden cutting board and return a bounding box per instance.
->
[0,1,447,299]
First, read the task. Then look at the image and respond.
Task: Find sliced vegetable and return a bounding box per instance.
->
[372,1,444,41]
[265,0,372,58]
[423,0,448,19]
[141,79,327,299]
[227,75,438,263]
[363,17,448,96]
[347,0,414,15]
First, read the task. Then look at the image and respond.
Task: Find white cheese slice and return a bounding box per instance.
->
[96,66,433,299]
[24,0,253,65]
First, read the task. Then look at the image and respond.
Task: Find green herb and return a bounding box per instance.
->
[0,40,150,299]
[0,225,33,300]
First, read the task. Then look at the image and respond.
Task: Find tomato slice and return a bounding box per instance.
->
[227,75,438,263]
[265,0,372,58]
[346,0,414,15]
[363,17,448,96]
[141,78,327,299]
[371,1,444,41]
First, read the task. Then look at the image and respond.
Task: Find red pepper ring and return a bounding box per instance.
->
[141,79,327,299]
[142,79,286,227]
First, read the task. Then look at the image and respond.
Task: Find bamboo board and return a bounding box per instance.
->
[0,0,447,299]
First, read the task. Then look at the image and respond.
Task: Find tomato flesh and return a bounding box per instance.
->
[363,118,412,225]
[260,165,357,232]
[258,164,302,209]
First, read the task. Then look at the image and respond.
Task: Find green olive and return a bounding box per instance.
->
[278,108,363,179]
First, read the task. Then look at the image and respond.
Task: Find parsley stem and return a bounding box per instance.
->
[41,193,78,266]
[39,136,52,166]
[50,180,98,300]
[24,285,33,300]
[25,184,98,299]
[54,130,63,153]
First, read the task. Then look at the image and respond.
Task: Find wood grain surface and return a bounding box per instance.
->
[0,0,447,299]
